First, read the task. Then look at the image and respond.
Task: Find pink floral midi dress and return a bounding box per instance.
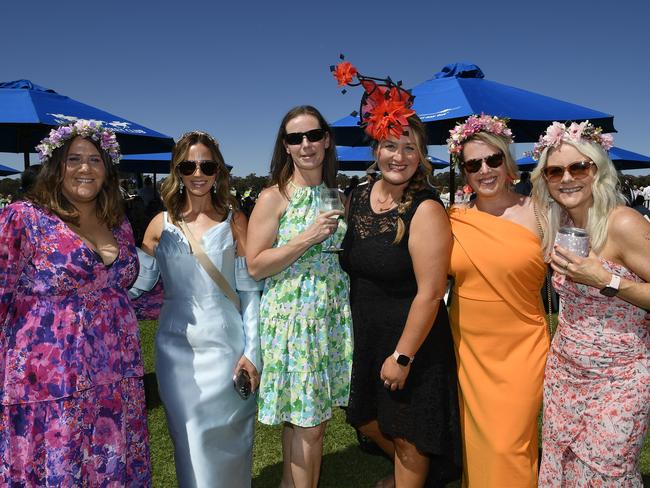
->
[0,202,151,486]
[540,259,650,487]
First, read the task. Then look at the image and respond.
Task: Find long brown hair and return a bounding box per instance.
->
[160,131,235,224]
[268,105,338,197]
[29,136,124,228]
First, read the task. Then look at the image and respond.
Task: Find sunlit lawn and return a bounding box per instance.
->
[140,320,650,487]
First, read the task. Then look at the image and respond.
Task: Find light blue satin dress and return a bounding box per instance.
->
[153,212,262,488]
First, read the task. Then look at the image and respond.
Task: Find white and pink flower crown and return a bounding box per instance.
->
[532,120,613,160]
[36,119,121,165]
[447,114,513,163]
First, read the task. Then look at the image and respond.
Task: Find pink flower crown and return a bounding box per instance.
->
[36,119,121,165]
[532,120,613,160]
[447,114,513,162]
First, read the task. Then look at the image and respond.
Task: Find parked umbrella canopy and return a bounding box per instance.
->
[120,153,173,174]
[0,80,174,169]
[336,146,448,172]
[0,163,20,176]
[517,146,650,172]
[332,63,615,147]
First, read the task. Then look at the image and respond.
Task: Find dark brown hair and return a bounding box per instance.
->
[160,131,236,224]
[268,105,338,197]
[29,136,124,228]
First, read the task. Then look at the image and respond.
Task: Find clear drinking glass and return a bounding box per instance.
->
[554,227,589,257]
[319,187,344,253]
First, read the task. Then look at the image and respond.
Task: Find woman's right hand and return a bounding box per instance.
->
[302,209,343,245]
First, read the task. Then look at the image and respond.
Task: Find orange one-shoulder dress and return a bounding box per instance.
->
[448,206,550,487]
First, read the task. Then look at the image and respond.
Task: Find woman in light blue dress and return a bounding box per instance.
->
[134,131,262,487]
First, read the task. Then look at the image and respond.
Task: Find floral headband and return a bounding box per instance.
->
[447,114,513,164]
[331,56,416,141]
[532,120,613,160]
[36,119,121,165]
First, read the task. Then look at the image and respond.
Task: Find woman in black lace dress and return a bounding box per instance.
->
[340,115,461,487]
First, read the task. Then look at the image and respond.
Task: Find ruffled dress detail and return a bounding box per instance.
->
[257,184,353,427]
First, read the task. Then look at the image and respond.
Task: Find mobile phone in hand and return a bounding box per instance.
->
[233,369,252,400]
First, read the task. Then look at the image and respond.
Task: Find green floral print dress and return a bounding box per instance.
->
[257,183,353,427]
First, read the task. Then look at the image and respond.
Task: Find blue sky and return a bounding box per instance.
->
[2,0,649,176]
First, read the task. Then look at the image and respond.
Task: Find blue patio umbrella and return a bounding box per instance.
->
[120,153,173,174]
[336,146,448,171]
[516,146,650,171]
[120,153,233,174]
[0,163,20,176]
[0,80,174,169]
[332,63,616,147]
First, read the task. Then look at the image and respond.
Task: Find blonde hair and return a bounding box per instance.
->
[460,132,519,184]
[530,139,624,258]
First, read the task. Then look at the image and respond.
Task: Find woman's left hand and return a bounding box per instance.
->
[379,355,410,391]
[234,355,260,392]
[550,245,610,289]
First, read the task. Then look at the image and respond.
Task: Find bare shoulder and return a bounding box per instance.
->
[254,186,288,218]
[145,212,165,237]
[142,211,165,255]
[257,185,284,204]
[412,198,450,228]
[608,205,650,237]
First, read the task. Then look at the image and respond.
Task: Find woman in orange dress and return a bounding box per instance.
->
[446,115,550,487]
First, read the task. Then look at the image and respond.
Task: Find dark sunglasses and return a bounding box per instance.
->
[543,161,594,183]
[461,152,505,173]
[177,160,219,176]
[284,128,326,145]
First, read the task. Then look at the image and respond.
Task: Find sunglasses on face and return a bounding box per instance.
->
[284,128,326,145]
[542,160,594,183]
[177,160,219,176]
[461,152,504,173]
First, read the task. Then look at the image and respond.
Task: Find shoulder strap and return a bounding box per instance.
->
[178,220,241,312]
[532,202,553,336]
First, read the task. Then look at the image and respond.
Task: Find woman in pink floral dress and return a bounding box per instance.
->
[0,121,151,486]
[532,121,650,486]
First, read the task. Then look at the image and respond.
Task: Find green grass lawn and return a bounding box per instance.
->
[139,320,650,487]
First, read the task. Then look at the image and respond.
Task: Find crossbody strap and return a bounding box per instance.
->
[533,203,553,335]
[178,220,241,312]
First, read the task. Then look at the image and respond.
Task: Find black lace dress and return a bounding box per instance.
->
[340,182,461,475]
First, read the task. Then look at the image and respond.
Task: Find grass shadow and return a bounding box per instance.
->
[253,443,461,488]
[253,444,393,488]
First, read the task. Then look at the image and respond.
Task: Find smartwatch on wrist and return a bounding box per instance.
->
[392,351,414,366]
[599,273,620,297]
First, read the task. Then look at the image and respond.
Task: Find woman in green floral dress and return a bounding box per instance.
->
[248,106,353,488]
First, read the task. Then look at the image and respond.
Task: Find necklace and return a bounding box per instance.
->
[375,193,397,212]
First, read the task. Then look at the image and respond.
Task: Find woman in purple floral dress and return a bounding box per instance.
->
[532,122,650,486]
[0,121,151,486]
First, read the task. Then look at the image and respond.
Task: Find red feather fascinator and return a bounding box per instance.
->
[331,56,415,141]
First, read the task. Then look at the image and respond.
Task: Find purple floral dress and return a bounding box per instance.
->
[0,201,151,487]
[540,259,650,487]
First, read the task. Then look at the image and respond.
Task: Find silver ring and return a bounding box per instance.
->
[384,380,390,388]
[564,261,569,270]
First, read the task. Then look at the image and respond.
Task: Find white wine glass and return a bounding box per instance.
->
[319,187,344,253]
